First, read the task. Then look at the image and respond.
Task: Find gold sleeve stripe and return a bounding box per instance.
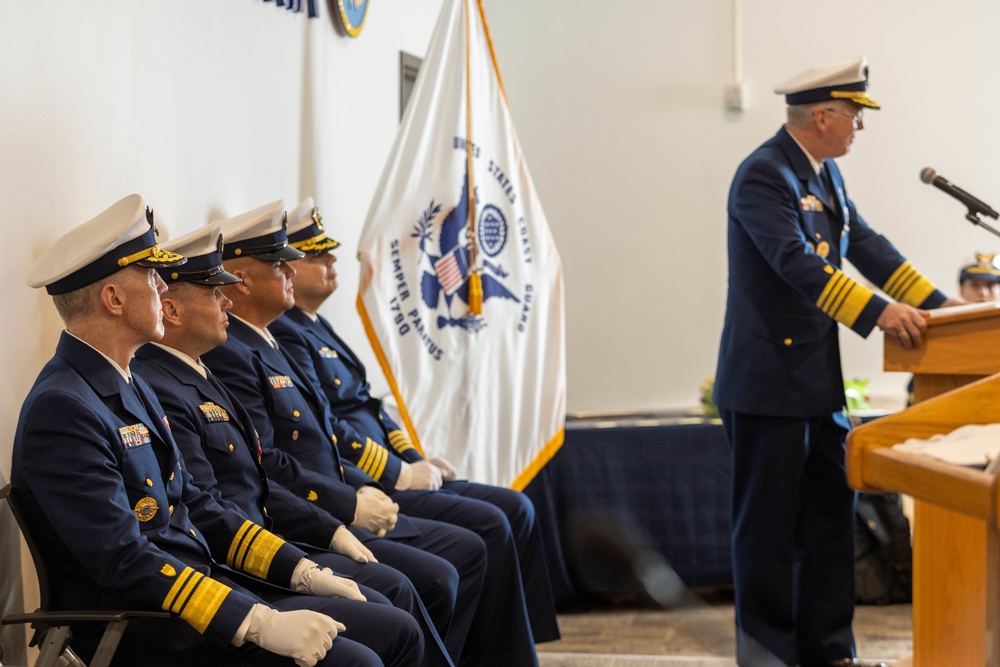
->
[882,262,937,307]
[227,521,256,570]
[227,521,284,579]
[358,439,389,480]
[816,269,875,327]
[388,430,415,454]
[162,567,231,634]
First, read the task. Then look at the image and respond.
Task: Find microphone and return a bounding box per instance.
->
[920,167,999,219]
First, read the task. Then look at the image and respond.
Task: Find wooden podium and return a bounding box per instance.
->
[847,304,1000,667]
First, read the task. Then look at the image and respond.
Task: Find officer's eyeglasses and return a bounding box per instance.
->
[823,107,864,128]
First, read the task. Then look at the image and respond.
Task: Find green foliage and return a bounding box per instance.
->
[844,377,871,412]
[700,376,719,418]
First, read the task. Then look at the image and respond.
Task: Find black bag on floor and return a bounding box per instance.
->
[854,492,912,604]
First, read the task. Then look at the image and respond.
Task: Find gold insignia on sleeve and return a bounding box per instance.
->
[160,563,177,577]
[227,521,285,579]
[815,269,875,327]
[882,261,937,307]
[388,430,415,454]
[162,567,231,633]
[358,438,389,480]
[134,496,159,522]
[307,490,319,501]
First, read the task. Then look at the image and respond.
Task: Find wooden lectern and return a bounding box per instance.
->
[847,305,1000,667]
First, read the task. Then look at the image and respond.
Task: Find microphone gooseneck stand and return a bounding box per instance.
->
[965,210,1000,240]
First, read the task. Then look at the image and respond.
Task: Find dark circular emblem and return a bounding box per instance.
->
[478,204,508,258]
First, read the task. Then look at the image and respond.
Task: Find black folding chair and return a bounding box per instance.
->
[0,483,170,667]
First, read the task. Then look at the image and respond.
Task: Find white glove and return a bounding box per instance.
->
[428,456,458,482]
[352,485,398,536]
[330,525,377,564]
[245,604,343,667]
[294,560,366,601]
[396,460,443,491]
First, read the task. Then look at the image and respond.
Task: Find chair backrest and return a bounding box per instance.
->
[0,484,102,613]
[0,483,52,609]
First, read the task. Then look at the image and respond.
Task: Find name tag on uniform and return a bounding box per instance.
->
[318,347,339,359]
[119,423,151,448]
[198,402,230,423]
[801,195,824,212]
[268,375,294,389]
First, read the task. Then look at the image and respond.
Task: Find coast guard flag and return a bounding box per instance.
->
[357,0,565,490]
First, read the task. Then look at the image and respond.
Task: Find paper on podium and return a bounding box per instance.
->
[893,423,1000,468]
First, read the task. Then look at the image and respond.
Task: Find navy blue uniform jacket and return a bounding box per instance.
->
[271,308,420,489]
[132,343,345,547]
[201,317,419,539]
[714,126,946,417]
[11,333,309,645]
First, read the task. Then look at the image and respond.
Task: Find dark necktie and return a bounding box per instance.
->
[821,164,840,215]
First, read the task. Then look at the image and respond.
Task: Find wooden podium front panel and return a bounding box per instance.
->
[884,309,1000,377]
[912,374,985,404]
[912,501,989,667]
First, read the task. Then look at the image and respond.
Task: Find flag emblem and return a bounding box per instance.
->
[356,0,566,489]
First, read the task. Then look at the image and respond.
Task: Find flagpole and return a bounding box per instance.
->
[465,0,483,314]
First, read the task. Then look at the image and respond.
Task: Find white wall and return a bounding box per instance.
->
[482,0,1000,413]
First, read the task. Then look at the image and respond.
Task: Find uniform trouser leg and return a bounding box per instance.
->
[394,489,538,667]
[441,480,560,643]
[795,415,856,665]
[262,588,423,667]
[111,617,384,667]
[104,579,390,667]
[366,516,486,664]
[721,410,856,667]
[309,550,454,667]
[350,525,462,648]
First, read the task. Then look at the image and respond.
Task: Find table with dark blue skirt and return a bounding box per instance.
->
[523,413,733,607]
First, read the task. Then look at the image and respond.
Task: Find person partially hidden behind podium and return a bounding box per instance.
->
[11,195,423,666]
[957,252,1000,303]
[714,58,961,667]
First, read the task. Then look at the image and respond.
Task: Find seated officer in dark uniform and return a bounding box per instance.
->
[270,197,560,649]
[714,58,960,667]
[12,195,422,666]
[198,200,489,666]
[132,220,454,667]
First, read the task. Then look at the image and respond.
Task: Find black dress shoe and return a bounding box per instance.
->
[807,659,889,667]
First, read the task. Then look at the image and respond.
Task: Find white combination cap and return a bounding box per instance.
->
[26,194,186,295]
[774,56,881,109]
